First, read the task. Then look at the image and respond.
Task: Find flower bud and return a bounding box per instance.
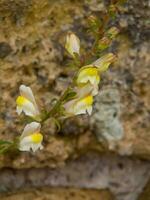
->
[88,15,98,27]
[65,32,80,58]
[107,27,119,39]
[98,37,111,51]
[93,53,117,72]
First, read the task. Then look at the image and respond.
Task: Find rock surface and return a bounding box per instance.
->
[138,180,150,200]
[0,154,149,200]
[0,188,114,200]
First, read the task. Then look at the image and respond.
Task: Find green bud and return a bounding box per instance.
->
[107,27,119,39]
[108,5,118,18]
[88,15,98,26]
[98,37,111,51]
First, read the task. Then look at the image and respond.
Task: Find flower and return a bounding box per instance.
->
[16,85,40,118]
[63,85,94,116]
[19,122,43,152]
[76,53,116,94]
[92,53,116,72]
[76,66,100,95]
[64,95,93,116]
[65,32,80,57]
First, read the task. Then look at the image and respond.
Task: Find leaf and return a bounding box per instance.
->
[62,88,77,102]
[0,144,11,155]
[0,140,12,145]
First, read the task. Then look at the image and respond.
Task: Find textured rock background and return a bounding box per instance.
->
[0,188,114,200]
[0,0,149,199]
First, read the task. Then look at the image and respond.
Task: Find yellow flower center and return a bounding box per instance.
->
[80,95,93,106]
[77,67,100,85]
[31,133,43,144]
[84,67,98,76]
[16,96,29,106]
[79,67,98,77]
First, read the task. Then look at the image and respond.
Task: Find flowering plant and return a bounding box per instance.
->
[0,0,126,154]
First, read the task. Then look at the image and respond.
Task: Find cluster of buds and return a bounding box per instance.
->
[98,26,119,51]
[15,32,116,153]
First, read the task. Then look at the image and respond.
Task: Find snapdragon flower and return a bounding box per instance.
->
[19,122,43,152]
[63,84,94,116]
[16,85,40,119]
[65,32,80,58]
[76,53,116,95]
[76,66,100,95]
[64,95,93,116]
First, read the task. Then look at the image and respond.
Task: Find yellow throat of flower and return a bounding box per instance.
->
[80,67,98,77]
[31,133,43,144]
[16,96,29,106]
[77,67,100,85]
[85,67,98,76]
[80,95,93,106]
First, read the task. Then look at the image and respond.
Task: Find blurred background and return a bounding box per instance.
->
[0,0,149,199]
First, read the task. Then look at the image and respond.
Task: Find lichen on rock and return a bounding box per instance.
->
[91,87,124,150]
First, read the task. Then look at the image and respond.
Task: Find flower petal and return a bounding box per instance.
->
[31,143,43,152]
[19,134,43,152]
[21,100,39,117]
[93,53,116,72]
[21,122,41,139]
[16,106,23,115]
[77,67,99,85]
[64,95,93,116]
[19,136,32,151]
[19,85,39,114]
[75,83,98,97]
[87,106,92,115]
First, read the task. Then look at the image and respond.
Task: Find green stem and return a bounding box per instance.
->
[41,87,71,123]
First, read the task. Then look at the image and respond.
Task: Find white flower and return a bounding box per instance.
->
[65,32,80,57]
[76,66,100,95]
[64,95,93,116]
[16,85,40,118]
[64,85,94,116]
[76,53,116,94]
[19,122,43,152]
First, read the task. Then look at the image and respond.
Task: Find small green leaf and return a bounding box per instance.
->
[0,140,12,145]
[62,88,77,103]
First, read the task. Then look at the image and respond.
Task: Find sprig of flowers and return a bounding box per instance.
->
[15,41,115,152]
[0,0,126,154]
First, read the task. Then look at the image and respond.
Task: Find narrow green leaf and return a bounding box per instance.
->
[62,88,77,102]
[0,140,12,145]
